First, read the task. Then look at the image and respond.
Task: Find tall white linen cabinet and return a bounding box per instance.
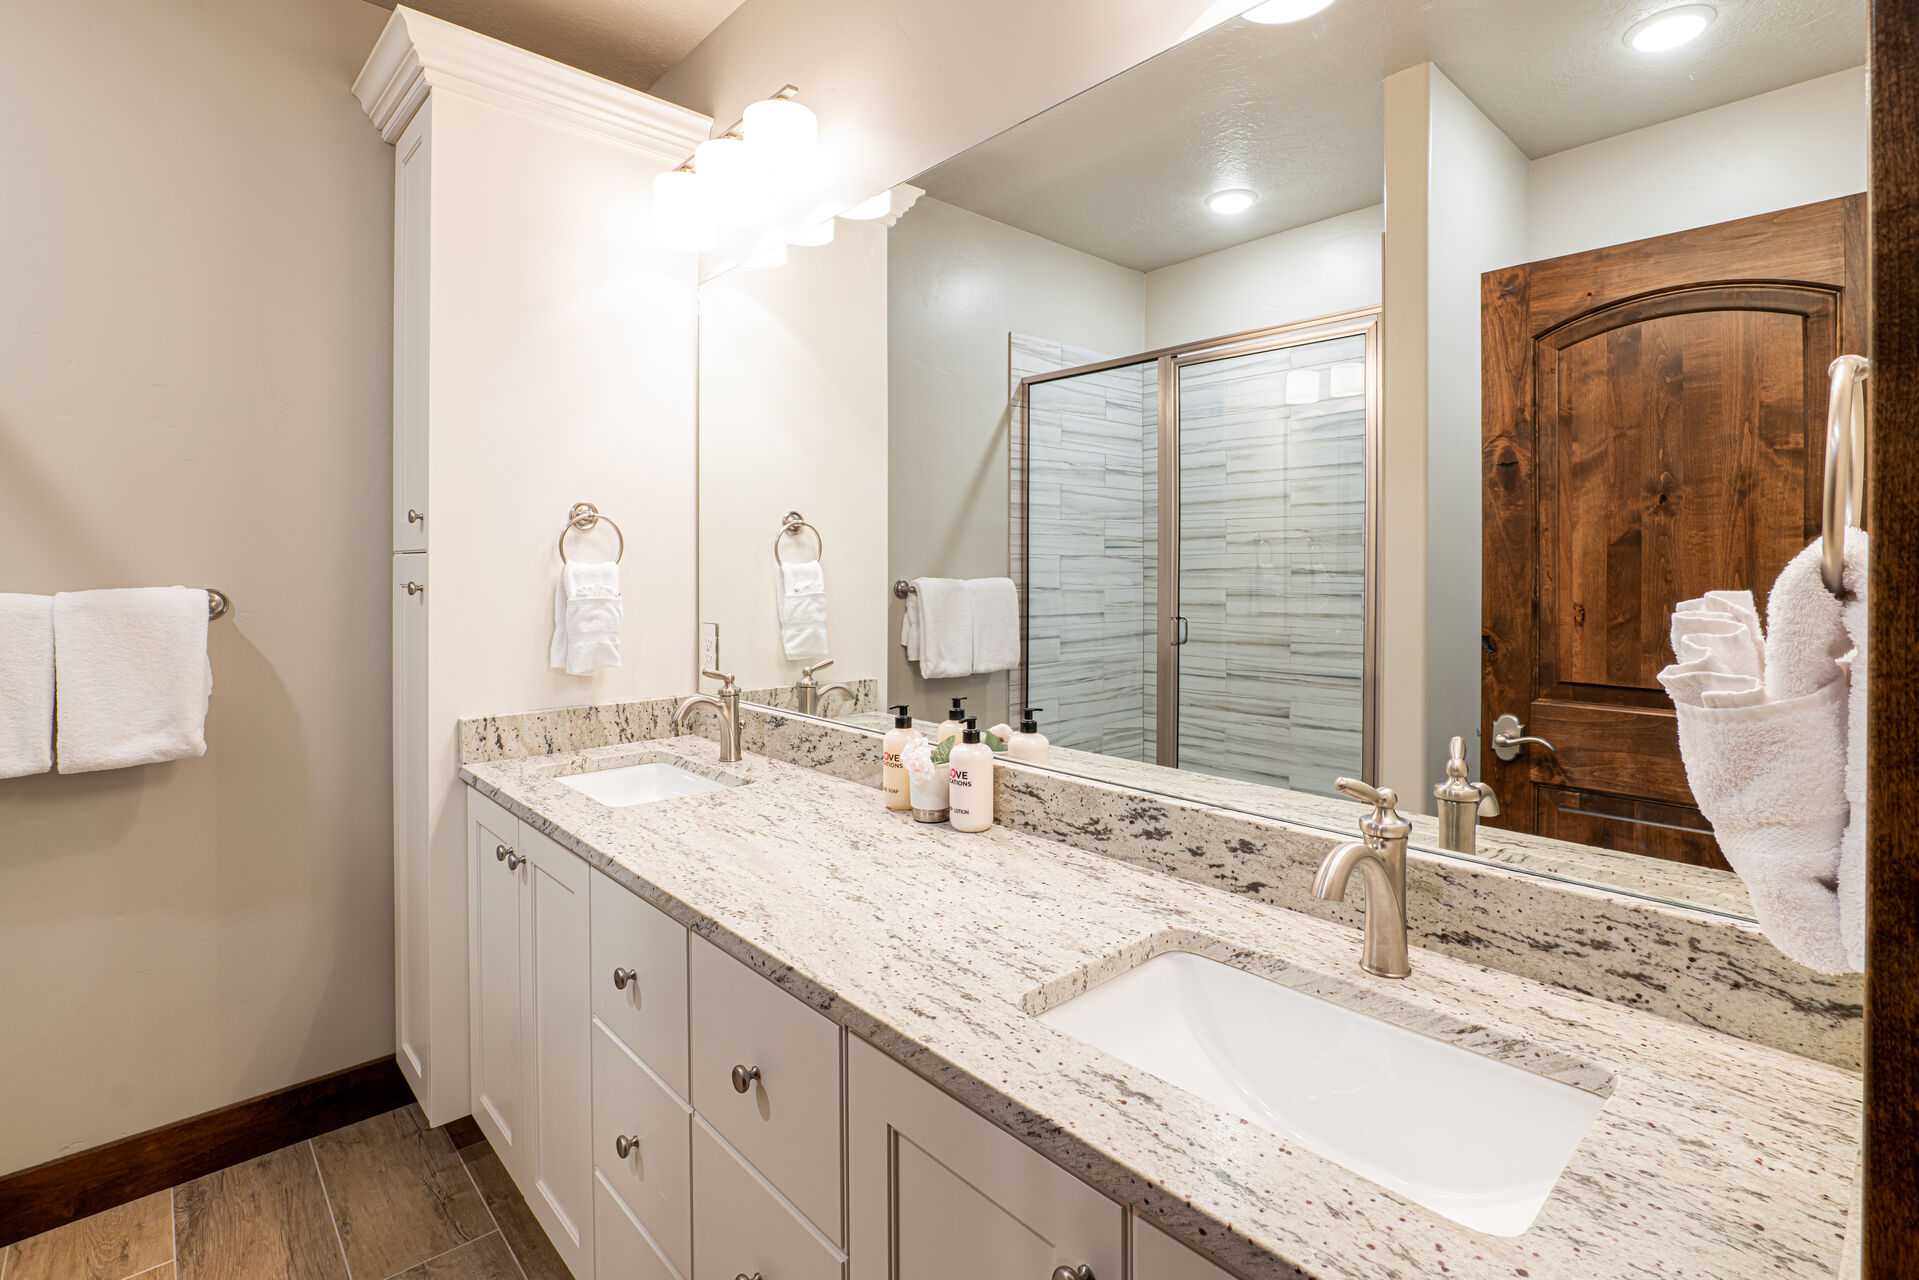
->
[352,6,709,1128]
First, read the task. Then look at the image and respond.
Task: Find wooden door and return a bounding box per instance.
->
[1482,196,1867,867]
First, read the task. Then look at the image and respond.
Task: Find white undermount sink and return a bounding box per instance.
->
[557,760,738,807]
[1036,951,1604,1236]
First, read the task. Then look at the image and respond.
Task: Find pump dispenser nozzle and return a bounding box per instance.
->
[890,704,913,728]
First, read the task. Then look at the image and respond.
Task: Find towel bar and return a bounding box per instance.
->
[893,579,918,598]
[558,501,625,564]
[207,588,230,620]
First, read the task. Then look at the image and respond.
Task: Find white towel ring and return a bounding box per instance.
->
[1821,355,1870,595]
[558,501,625,564]
[773,511,823,569]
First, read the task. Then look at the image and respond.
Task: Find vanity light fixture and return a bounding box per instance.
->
[651,84,817,248]
[842,191,896,221]
[650,162,714,252]
[742,87,818,178]
[1625,4,1715,52]
[1207,188,1258,216]
[1242,0,1337,23]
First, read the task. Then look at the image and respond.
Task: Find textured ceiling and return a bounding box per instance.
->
[915,0,1868,272]
[367,0,745,90]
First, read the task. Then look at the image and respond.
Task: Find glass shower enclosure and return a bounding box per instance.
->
[1014,311,1379,797]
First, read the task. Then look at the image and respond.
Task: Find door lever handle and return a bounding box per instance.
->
[1491,714,1555,762]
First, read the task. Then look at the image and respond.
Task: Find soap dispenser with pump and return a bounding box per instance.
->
[935,696,969,746]
[1006,708,1050,764]
[948,718,997,833]
[882,705,920,812]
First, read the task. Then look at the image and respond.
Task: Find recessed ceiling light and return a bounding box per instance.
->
[1243,0,1337,23]
[1626,4,1715,52]
[1208,189,1258,216]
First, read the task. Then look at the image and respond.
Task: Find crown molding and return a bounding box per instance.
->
[879,184,926,229]
[353,7,712,160]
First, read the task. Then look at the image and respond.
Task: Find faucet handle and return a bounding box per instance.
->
[801,658,834,678]
[1334,777,1411,841]
[703,669,738,692]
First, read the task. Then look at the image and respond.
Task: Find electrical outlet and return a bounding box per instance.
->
[699,622,720,675]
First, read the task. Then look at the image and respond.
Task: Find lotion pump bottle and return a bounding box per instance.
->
[935,696,969,747]
[948,718,997,833]
[882,705,920,811]
[1006,708,1051,764]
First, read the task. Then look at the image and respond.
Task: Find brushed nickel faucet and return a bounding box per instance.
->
[795,658,856,716]
[1313,777,1412,978]
[1433,735,1500,854]
[674,669,744,763]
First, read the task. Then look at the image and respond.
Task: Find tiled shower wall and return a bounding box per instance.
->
[1010,330,1369,794]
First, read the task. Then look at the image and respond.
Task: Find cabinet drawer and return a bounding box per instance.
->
[593,1020,692,1278]
[591,870,690,1098]
[689,936,844,1244]
[692,1118,844,1280]
[594,1172,681,1280]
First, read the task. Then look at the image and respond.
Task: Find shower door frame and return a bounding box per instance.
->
[1015,306,1382,783]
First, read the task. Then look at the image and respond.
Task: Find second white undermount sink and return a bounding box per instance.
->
[1037,951,1604,1236]
[558,760,737,807]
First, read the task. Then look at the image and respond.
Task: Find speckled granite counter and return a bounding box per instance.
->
[462,736,1860,1280]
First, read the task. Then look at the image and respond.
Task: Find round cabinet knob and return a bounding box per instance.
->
[731,1064,761,1094]
[612,967,638,991]
[1052,1267,1095,1280]
[403,581,424,597]
[495,844,523,871]
[734,1274,762,1280]
[614,1134,639,1160]
[407,508,425,525]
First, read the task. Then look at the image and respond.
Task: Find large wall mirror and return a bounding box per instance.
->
[696,0,1869,923]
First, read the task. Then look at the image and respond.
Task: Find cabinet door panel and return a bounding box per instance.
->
[392,106,429,553]
[691,1119,844,1280]
[689,935,843,1243]
[594,1174,681,1280]
[591,870,690,1099]
[522,823,594,1278]
[1133,1217,1235,1280]
[466,783,521,1171]
[395,554,429,1098]
[593,1020,692,1277]
[847,1036,1122,1280]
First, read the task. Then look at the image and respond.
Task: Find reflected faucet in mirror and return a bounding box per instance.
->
[1313,778,1411,978]
[796,658,856,716]
[1434,736,1500,855]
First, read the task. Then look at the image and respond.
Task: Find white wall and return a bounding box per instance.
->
[887,197,1145,723]
[698,220,891,694]
[1143,205,1383,348]
[0,0,395,1175]
[1528,67,1868,262]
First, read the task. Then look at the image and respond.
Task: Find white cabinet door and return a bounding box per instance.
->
[394,553,430,1101]
[590,870,690,1100]
[592,1020,692,1277]
[594,1173,681,1280]
[691,1119,845,1280]
[847,1036,1123,1280]
[1132,1218,1235,1280]
[522,823,594,1279]
[392,104,429,553]
[467,788,524,1174]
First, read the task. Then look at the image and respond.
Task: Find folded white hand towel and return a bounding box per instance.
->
[1657,534,1865,973]
[550,562,623,676]
[778,560,829,661]
[54,587,212,774]
[902,584,923,662]
[968,577,1020,674]
[0,594,55,778]
[913,578,974,679]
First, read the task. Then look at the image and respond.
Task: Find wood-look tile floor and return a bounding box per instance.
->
[0,1109,569,1280]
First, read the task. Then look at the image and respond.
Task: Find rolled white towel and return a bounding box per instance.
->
[54,587,212,774]
[0,593,55,778]
[550,561,623,676]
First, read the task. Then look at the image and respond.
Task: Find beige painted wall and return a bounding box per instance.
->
[0,0,395,1175]
[698,220,890,696]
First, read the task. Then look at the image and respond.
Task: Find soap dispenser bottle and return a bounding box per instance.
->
[882,705,920,812]
[1006,708,1050,764]
[935,696,969,747]
[948,718,996,833]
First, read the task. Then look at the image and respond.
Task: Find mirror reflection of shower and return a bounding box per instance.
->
[1014,312,1379,797]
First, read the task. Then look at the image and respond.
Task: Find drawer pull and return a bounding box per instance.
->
[735,1274,762,1280]
[730,1064,761,1094]
[407,508,425,525]
[495,843,523,871]
[1052,1268,1094,1280]
[614,1133,639,1160]
[613,966,638,991]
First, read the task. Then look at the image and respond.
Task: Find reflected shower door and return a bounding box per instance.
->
[1168,330,1373,796]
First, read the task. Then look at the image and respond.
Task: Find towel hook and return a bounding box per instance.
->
[1821,355,1870,595]
[559,502,625,564]
[773,510,823,569]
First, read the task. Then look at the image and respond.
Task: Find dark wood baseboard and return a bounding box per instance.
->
[0,1055,413,1247]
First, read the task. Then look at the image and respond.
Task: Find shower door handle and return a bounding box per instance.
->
[1172,616,1189,646]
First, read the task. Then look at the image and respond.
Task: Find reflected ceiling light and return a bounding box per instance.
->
[842,191,895,220]
[789,218,836,247]
[1243,0,1337,24]
[1626,4,1715,52]
[1207,188,1258,215]
[1329,362,1366,398]
[1285,369,1321,405]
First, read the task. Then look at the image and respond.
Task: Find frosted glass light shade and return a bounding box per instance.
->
[1330,362,1366,398]
[650,168,714,252]
[743,96,818,173]
[1285,369,1321,405]
[695,134,760,222]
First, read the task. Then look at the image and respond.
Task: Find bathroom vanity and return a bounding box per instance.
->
[457,719,1860,1280]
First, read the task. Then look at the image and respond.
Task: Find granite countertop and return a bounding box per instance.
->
[462,736,1860,1280]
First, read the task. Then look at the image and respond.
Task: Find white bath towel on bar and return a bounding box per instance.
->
[53,587,212,774]
[0,594,54,778]
[778,560,829,661]
[968,577,1020,674]
[550,561,623,676]
[909,578,973,679]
